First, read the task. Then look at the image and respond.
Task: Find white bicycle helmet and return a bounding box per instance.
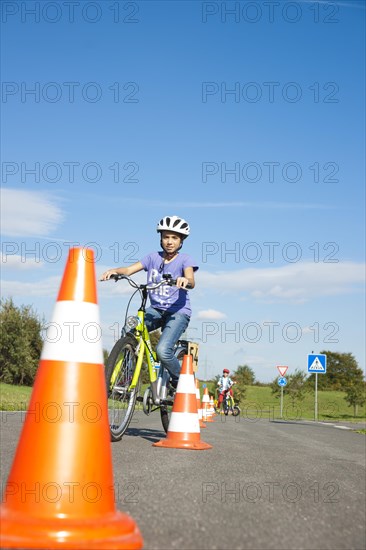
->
[157,215,190,239]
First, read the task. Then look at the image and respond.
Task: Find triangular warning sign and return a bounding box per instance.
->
[277,366,288,377]
[309,357,325,372]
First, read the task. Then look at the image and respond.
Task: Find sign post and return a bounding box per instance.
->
[307,354,327,421]
[277,367,288,419]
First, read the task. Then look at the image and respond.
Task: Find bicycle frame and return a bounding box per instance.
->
[129,309,158,389]
[109,309,158,389]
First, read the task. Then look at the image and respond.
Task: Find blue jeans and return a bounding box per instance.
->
[144,307,190,384]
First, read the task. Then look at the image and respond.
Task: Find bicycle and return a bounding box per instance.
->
[215,390,241,416]
[223,391,241,416]
[104,273,191,441]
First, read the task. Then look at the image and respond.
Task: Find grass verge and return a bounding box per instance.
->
[1,382,365,424]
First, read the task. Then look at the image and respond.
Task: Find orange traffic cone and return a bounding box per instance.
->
[209,395,216,417]
[202,387,214,422]
[195,378,206,428]
[153,355,212,450]
[0,248,143,549]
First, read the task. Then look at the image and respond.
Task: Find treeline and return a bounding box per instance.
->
[0,299,43,385]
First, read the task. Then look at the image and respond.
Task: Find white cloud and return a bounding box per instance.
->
[0,188,64,237]
[0,252,44,270]
[196,309,227,320]
[198,261,365,303]
[1,276,61,298]
[1,268,147,301]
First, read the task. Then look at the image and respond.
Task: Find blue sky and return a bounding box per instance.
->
[1,0,365,382]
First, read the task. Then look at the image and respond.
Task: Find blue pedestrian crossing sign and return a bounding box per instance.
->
[278,377,287,387]
[308,354,327,373]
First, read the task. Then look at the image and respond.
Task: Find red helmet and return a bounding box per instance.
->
[223,369,230,374]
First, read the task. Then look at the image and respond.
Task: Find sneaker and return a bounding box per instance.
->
[167,386,176,398]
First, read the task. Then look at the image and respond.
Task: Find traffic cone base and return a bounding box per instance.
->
[153,436,212,450]
[0,508,142,549]
[203,406,215,422]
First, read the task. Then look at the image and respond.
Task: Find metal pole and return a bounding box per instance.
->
[280,386,283,419]
[315,373,318,421]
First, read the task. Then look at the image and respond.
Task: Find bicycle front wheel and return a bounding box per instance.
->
[160,346,186,433]
[232,406,241,417]
[105,334,141,441]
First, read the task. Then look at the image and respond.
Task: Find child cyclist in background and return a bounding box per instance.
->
[217,368,235,413]
[100,216,198,390]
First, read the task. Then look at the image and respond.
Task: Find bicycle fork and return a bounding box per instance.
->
[142,367,171,415]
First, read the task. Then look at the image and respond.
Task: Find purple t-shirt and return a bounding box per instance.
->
[140,251,198,316]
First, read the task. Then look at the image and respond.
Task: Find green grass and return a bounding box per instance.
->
[0,383,33,410]
[204,383,366,423]
[1,382,365,423]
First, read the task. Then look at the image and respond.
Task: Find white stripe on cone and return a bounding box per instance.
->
[168,412,200,433]
[41,301,103,364]
[176,374,196,395]
[196,388,203,420]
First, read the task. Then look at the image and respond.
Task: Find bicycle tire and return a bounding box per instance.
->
[223,395,229,415]
[160,346,186,433]
[105,334,140,441]
[232,406,241,417]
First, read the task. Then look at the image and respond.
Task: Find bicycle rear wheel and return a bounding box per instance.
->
[105,334,141,441]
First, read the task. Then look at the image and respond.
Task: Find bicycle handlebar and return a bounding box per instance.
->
[108,273,192,290]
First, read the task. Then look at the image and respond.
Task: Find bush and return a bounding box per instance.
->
[0,298,43,386]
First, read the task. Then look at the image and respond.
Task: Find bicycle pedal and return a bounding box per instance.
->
[161,398,174,406]
[136,396,143,402]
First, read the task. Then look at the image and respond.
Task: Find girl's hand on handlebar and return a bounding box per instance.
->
[100,270,118,281]
[176,277,190,289]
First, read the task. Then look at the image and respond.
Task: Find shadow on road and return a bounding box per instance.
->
[124,427,166,443]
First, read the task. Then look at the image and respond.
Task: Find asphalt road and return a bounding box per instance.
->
[1,411,365,550]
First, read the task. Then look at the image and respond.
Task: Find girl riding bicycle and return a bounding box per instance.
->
[217,368,235,413]
[100,215,198,389]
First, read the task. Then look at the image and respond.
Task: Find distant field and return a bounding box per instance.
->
[203,382,366,423]
[1,382,365,423]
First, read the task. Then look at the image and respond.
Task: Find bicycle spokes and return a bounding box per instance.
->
[110,351,134,396]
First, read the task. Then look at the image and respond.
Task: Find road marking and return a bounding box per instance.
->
[333,425,352,430]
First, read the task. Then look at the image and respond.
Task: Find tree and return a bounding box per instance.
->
[229,365,253,404]
[286,370,309,406]
[344,382,366,416]
[233,364,256,386]
[307,351,364,391]
[231,381,246,404]
[0,298,43,386]
[271,369,309,406]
